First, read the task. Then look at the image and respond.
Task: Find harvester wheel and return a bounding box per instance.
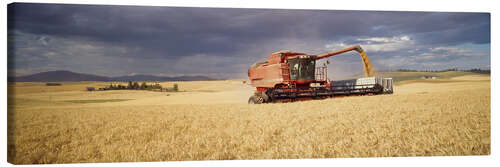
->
[248,95,264,104]
[248,96,257,104]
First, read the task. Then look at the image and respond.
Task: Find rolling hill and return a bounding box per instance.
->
[350,71,486,83]
[8,70,215,82]
[9,70,110,82]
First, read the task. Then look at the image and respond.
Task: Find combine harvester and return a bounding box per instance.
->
[247,45,393,104]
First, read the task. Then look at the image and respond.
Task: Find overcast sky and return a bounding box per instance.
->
[7,3,490,79]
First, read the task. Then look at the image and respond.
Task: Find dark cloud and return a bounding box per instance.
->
[7,3,490,78]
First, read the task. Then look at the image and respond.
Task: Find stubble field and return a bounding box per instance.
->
[7,73,490,164]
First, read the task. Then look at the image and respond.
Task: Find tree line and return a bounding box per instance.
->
[99,81,179,92]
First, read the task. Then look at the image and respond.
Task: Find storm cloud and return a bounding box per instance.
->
[8,3,490,79]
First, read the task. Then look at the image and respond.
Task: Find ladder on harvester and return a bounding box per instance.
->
[315,65,328,81]
[281,64,291,83]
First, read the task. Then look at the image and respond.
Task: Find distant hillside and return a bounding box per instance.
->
[9,70,111,82]
[350,71,484,83]
[9,70,216,82]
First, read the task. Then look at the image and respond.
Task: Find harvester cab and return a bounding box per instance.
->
[247,45,393,104]
[287,55,316,81]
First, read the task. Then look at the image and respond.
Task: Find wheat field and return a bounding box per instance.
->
[7,73,490,164]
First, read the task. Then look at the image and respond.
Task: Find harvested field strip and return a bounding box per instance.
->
[64,99,133,103]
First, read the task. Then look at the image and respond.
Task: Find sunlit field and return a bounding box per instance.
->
[7,72,490,164]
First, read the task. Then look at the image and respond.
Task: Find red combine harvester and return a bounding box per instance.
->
[247,45,393,104]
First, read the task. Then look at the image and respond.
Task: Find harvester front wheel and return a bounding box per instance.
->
[248,95,264,104]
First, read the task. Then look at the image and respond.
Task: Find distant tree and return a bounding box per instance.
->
[397,69,417,72]
[118,85,125,89]
[173,83,179,92]
[133,82,139,89]
[127,81,133,89]
[140,82,147,89]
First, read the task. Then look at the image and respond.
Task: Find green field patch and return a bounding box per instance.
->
[65,99,132,103]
